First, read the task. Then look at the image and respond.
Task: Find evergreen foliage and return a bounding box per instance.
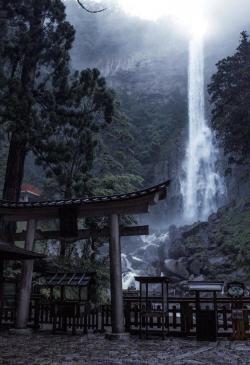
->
[34,68,115,199]
[208,31,250,164]
[0,0,75,201]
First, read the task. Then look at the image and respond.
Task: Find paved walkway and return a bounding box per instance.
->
[0,332,250,365]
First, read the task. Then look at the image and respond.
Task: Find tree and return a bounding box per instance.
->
[0,2,7,82]
[33,68,115,258]
[0,0,75,202]
[92,113,144,196]
[34,68,115,199]
[208,31,250,163]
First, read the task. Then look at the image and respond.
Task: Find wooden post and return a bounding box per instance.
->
[34,297,40,330]
[213,291,218,338]
[0,259,4,329]
[16,219,36,329]
[109,214,124,334]
[195,291,200,340]
[60,286,64,301]
[139,282,142,338]
[166,282,169,333]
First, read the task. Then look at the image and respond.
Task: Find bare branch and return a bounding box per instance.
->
[76,0,106,13]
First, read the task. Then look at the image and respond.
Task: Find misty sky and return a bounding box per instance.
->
[85,0,250,38]
[65,0,250,73]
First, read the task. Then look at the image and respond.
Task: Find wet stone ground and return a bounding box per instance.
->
[0,332,250,365]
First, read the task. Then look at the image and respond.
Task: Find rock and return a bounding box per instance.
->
[189,258,202,275]
[230,268,247,279]
[168,239,186,259]
[182,222,208,239]
[168,225,182,241]
[136,244,159,263]
[192,274,205,281]
[164,259,189,279]
[208,256,228,265]
[208,213,219,223]
[179,257,189,265]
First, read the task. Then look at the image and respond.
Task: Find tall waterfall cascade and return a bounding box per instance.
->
[181,34,224,224]
[121,33,225,289]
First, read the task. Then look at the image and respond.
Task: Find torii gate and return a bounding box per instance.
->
[0,180,170,337]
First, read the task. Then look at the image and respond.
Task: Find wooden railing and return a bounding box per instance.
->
[123,297,250,338]
[28,298,112,334]
[1,296,249,338]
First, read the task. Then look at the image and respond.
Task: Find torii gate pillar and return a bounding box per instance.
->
[108,213,127,337]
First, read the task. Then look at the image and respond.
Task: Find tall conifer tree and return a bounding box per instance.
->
[0,0,75,201]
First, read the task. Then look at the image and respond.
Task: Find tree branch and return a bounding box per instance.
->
[76,0,106,13]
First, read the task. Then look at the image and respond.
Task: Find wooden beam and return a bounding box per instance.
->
[14,225,149,241]
[0,181,170,223]
[2,196,154,222]
[4,203,150,221]
[121,225,149,237]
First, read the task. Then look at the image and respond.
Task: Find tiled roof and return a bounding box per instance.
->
[21,184,41,197]
[0,181,170,209]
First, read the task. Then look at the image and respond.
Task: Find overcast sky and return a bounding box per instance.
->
[65,0,250,70]
[77,0,250,37]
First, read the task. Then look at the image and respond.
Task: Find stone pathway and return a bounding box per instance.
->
[0,332,249,365]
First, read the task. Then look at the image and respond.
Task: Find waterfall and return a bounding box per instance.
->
[121,34,225,286]
[122,233,169,288]
[181,34,224,224]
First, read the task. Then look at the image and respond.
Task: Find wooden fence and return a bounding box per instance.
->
[1,296,250,338]
[124,297,250,338]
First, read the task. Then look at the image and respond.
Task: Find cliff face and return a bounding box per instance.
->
[158,198,250,285]
[105,56,189,223]
[224,162,250,203]
[65,1,250,214]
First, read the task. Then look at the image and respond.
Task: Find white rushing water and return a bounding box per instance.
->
[122,233,169,289]
[181,34,224,224]
[121,34,225,287]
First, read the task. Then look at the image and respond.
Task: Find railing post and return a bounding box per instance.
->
[124,301,131,332]
[34,297,40,330]
[101,305,105,333]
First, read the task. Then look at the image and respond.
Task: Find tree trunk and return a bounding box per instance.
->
[0,136,27,242]
[0,5,7,76]
[59,186,73,258]
[2,3,43,203]
[0,6,43,242]
[2,135,27,201]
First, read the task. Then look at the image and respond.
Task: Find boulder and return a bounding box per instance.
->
[168,225,183,241]
[182,222,208,239]
[136,244,159,263]
[164,259,189,279]
[208,212,219,223]
[191,274,205,281]
[189,258,202,275]
[208,256,228,266]
[168,239,186,260]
